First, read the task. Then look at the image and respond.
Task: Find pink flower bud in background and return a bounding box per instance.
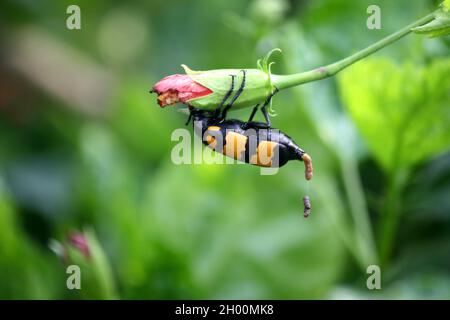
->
[68,231,91,258]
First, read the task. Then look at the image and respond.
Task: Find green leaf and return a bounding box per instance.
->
[411,5,450,38]
[338,58,450,172]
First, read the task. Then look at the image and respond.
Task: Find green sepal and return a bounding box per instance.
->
[181,66,272,111]
[257,48,282,74]
[411,3,450,37]
[178,49,282,111]
[257,48,282,95]
[257,48,282,116]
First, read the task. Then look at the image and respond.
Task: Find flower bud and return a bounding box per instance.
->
[68,231,91,258]
[151,65,273,111]
[49,229,117,299]
[48,231,91,262]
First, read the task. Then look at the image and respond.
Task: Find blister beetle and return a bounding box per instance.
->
[189,108,313,182]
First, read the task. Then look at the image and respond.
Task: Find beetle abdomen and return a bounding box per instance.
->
[202,123,301,168]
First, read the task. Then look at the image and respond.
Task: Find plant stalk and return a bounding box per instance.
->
[379,169,409,268]
[340,155,378,266]
[272,12,437,90]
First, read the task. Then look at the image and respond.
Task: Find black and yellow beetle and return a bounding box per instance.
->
[188,108,313,181]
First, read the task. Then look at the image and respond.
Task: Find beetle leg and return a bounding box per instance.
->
[258,87,279,127]
[185,112,193,126]
[214,74,235,120]
[261,104,271,127]
[247,104,260,122]
[220,69,246,120]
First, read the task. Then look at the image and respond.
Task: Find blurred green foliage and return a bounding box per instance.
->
[0,0,449,299]
[340,58,450,171]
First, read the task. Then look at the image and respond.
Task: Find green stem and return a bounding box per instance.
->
[272,11,436,90]
[379,169,408,268]
[340,155,377,266]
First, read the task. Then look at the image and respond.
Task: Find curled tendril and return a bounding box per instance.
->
[257,48,281,84]
[257,48,282,116]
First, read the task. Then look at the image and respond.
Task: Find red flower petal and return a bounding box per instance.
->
[152,74,212,107]
[153,74,192,92]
